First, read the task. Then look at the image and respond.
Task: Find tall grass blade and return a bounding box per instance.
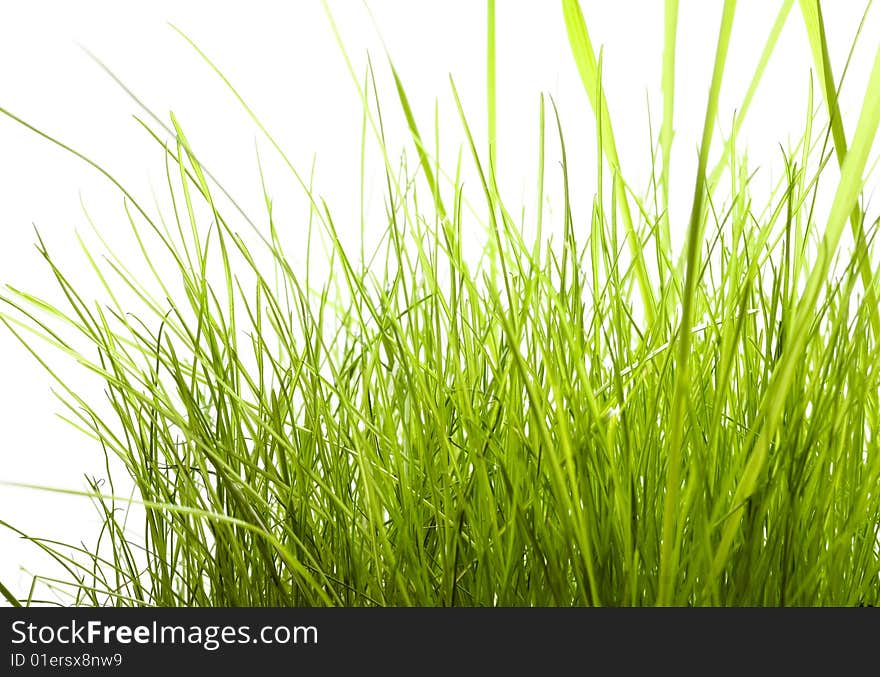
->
[798,0,880,336]
[561,0,657,324]
[659,0,679,260]
[659,0,737,606]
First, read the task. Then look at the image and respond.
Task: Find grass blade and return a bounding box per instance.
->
[561,0,657,324]
[659,0,737,606]
[798,0,880,337]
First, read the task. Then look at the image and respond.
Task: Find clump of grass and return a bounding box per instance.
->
[2,1,880,606]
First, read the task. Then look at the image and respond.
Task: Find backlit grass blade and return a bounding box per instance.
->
[487,0,497,176]
[659,0,679,259]
[659,0,737,606]
[391,64,449,223]
[561,0,657,324]
[706,0,795,190]
[798,0,880,337]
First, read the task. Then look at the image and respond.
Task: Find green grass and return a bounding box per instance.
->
[2,1,880,606]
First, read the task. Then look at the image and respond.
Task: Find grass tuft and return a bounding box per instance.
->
[2,1,879,606]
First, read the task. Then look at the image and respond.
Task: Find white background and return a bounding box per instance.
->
[1,1,878,604]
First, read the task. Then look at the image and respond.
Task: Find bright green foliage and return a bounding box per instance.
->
[1,1,879,606]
